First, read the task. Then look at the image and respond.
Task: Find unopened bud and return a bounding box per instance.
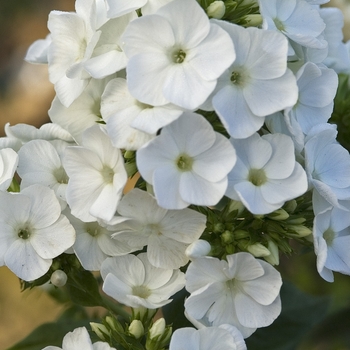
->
[228,200,245,214]
[288,225,312,237]
[149,318,166,340]
[221,230,234,244]
[146,318,172,350]
[264,240,279,265]
[50,270,67,287]
[242,14,262,27]
[90,322,109,341]
[129,320,144,339]
[206,1,226,19]
[247,243,271,257]
[185,240,211,260]
[267,208,289,221]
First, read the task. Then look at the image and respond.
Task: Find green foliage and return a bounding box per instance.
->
[330,74,350,151]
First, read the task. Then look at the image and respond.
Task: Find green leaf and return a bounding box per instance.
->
[245,281,330,350]
[66,269,104,307]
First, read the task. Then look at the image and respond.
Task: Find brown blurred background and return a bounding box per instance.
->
[0,0,350,349]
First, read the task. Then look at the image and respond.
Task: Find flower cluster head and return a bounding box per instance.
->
[5,0,350,348]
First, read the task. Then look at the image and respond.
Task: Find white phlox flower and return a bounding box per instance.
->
[184,252,282,338]
[64,209,134,271]
[141,0,174,15]
[169,326,246,350]
[304,124,350,208]
[0,185,76,281]
[121,0,236,109]
[101,253,185,309]
[42,326,116,350]
[136,112,236,209]
[208,21,298,139]
[319,7,350,73]
[285,62,338,135]
[104,0,147,18]
[0,148,18,191]
[84,12,137,79]
[101,78,182,150]
[3,122,74,147]
[49,77,114,145]
[259,0,327,56]
[17,140,69,208]
[111,188,207,269]
[313,206,350,282]
[226,133,308,215]
[47,0,102,106]
[63,124,127,222]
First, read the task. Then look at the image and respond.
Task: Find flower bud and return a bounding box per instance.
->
[288,225,312,237]
[50,270,67,287]
[221,230,234,244]
[267,208,289,221]
[90,322,109,341]
[146,318,172,350]
[206,1,226,19]
[228,200,245,214]
[247,243,271,257]
[185,240,211,260]
[264,241,279,266]
[242,14,262,27]
[128,320,144,339]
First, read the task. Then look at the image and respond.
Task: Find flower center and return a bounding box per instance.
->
[230,68,249,87]
[53,166,69,184]
[18,228,31,240]
[85,222,102,237]
[101,166,114,183]
[323,228,335,246]
[273,18,285,32]
[176,153,193,172]
[173,49,187,64]
[132,285,151,299]
[248,168,268,186]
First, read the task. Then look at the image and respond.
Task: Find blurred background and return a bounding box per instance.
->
[1,0,350,349]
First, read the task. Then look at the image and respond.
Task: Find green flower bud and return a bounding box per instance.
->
[128,320,144,339]
[288,225,312,237]
[221,230,234,244]
[247,243,271,257]
[206,1,226,19]
[242,14,262,27]
[283,200,297,213]
[90,322,109,341]
[146,318,172,350]
[233,229,250,240]
[267,208,289,221]
[228,200,245,214]
[286,217,306,225]
[264,241,279,266]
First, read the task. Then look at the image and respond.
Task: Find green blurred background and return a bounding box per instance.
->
[1,0,350,349]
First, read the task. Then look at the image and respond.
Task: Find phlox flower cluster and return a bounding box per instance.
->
[2,0,350,348]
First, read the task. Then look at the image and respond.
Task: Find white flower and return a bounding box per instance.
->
[226,133,307,215]
[304,124,350,208]
[169,326,246,350]
[259,0,327,53]
[0,148,18,191]
[63,124,127,222]
[122,0,235,109]
[313,207,350,282]
[101,253,185,309]
[42,326,116,350]
[209,21,298,139]
[136,112,236,209]
[185,252,282,338]
[63,208,132,271]
[47,0,100,106]
[0,185,75,281]
[17,140,69,208]
[49,77,113,145]
[285,62,338,135]
[112,188,207,269]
